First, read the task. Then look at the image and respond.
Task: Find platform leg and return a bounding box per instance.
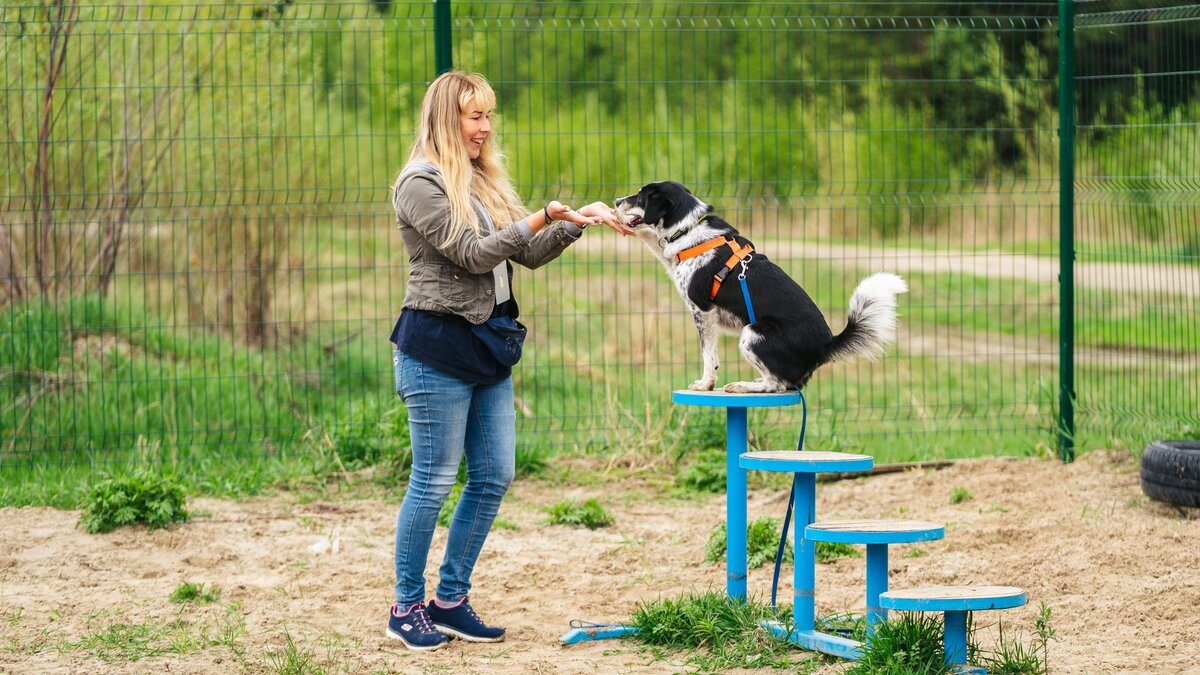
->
[793,472,816,631]
[943,610,968,666]
[725,406,748,600]
[865,543,888,634]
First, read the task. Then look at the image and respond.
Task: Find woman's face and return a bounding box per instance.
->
[459,105,492,160]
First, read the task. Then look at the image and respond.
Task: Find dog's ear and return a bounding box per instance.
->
[640,184,672,228]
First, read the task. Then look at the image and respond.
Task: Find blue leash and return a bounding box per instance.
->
[738,270,757,324]
[770,390,806,614]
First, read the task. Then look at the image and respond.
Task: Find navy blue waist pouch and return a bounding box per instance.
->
[470,315,527,367]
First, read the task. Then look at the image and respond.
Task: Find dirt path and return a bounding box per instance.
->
[578,236,1200,297]
[2,451,1198,674]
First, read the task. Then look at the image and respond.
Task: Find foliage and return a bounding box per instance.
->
[676,448,726,493]
[629,590,819,672]
[814,541,861,563]
[542,497,614,529]
[704,516,793,569]
[169,582,221,605]
[79,470,190,534]
[846,612,957,675]
[949,486,975,505]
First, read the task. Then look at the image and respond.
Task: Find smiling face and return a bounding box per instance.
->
[459,105,492,160]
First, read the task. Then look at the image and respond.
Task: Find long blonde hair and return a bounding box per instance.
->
[396,71,527,240]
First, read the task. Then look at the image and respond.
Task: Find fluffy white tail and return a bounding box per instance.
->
[826,272,909,363]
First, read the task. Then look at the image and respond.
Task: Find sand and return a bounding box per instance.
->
[2,450,1198,674]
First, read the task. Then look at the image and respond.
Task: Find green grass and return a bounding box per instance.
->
[78,470,190,534]
[815,541,861,563]
[2,238,1193,508]
[542,498,614,529]
[628,590,821,672]
[58,611,245,663]
[169,582,221,605]
[949,486,975,505]
[704,516,794,570]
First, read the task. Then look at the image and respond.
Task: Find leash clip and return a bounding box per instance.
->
[738,254,753,280]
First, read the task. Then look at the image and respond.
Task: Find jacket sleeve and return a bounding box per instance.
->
[394,174,533,274]
[509,221,584,270]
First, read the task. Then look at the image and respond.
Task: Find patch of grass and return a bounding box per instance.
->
[543,498,614,529]
[980,602,1056,675]
[515,445,551,478]
[78,470,190,534]
[629,590,821,672]
[266,629,326,675]
[59,612,244,663]
[904,547,928,559]
[704,516,793,569]
[949,486,975,505]
[815,541,861,564]
[169,582,221,605]
[847,611,960,675]
[675,448,726,494]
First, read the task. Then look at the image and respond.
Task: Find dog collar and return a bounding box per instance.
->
[663,214,713,244]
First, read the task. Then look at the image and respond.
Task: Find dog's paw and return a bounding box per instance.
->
[688,379,715,391]
[722,381,751,393]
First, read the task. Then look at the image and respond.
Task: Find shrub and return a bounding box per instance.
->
[79,471,190,534]
[676,449,726,493]
[704,516,793,569]
[543,498,614,529]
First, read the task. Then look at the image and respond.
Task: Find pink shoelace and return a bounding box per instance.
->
[396,602,436,632]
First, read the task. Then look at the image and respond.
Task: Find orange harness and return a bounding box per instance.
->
[674,236,754,300]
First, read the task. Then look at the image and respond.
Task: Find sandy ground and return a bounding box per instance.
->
[2,450,1199,675]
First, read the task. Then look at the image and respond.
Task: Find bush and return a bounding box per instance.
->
[79,471,190,533]
[704,516,793,569]
[543,498,614,529]
[676,448,726,493]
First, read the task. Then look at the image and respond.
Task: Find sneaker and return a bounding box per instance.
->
[427,597,506,643]
[386,602,450,651]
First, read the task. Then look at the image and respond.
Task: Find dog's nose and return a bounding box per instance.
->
[615,197,625,207]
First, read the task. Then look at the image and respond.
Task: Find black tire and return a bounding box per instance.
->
[1140,440,1200,508]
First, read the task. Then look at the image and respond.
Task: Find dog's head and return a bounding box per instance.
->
[615,181,705,233]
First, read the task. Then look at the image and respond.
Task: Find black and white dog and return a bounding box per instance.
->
[615,181,908,393]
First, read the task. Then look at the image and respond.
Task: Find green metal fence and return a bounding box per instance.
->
[1,1,1196,484]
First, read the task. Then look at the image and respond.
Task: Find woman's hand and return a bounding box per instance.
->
[576,201,634,235]
[545,200,599,228]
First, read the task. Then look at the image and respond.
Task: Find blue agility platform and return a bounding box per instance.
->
[737,449,876,659]
[672,390,802,600]
[880,585,1027,668]
[806,519,944,633]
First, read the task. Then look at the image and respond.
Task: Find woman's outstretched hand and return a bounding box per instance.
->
[577,201,633,235]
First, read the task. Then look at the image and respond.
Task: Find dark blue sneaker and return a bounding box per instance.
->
[427,597,506,642]
[387,602,450,651]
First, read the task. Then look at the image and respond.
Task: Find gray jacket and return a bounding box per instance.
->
[391,165,583,324]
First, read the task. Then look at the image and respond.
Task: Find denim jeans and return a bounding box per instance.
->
[392,350,516,606]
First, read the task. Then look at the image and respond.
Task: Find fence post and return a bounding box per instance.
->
[434,0,453,74]
[1057,0,1076,462]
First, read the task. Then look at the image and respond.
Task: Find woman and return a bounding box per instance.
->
[386,71,627,651]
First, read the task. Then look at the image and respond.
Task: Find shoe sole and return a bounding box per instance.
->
[385,627,450,651]
[432,622,505,643]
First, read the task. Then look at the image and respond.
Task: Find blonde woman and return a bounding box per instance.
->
[386,71,627,651]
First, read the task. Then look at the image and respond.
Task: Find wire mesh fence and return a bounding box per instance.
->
[1,1,1196,483]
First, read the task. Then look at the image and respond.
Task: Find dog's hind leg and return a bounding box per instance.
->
[723,327,791,393]
[688,308,720,391]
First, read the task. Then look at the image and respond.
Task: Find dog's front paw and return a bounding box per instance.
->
[688,379,716,391]
[722,381,751,393]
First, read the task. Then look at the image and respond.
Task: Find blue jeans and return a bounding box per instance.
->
[392,350,516,606]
